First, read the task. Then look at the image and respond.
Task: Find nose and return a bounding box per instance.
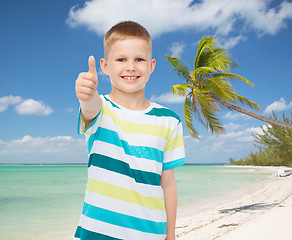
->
[126,60,136,72]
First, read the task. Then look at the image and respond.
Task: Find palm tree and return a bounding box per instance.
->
[166,36,292,139]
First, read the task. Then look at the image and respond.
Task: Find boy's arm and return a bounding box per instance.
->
[75,56,102,128]
[161,169,177,240]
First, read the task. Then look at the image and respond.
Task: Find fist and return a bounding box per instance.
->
[75,56,98,102]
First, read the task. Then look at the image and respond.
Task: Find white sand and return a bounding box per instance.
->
[176,166,292,240]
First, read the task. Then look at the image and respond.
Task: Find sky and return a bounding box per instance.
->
[0,0,292,164]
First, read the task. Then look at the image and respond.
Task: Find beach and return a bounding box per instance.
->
[1,165,291,240]
[176,166,292,240]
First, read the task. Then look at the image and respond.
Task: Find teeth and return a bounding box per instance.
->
[123,76,137,80]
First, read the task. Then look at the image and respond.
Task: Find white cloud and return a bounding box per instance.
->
[150,92,185,104]
[245,125,270,135]
[183,123,270,163]
[15,99,53,116]
[217,35,247,49]
[223,112,250,120]
[223,123,242,131]
[0,135,87,164]
[0,95,22,112]
[210,141,224,151]
[0,95,53,116]
[264,98,292,113]
[169,42,186,57]
[67,0,292,38]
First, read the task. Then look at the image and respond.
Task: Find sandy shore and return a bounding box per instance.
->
[176,166,292,240]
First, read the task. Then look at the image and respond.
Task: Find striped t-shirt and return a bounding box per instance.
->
[74,95,185,240]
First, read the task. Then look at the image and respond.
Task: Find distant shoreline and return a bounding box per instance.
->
[184,163,226,166]
[2,163,288,168]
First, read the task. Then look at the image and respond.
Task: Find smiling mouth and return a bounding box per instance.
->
[122,76,140,82]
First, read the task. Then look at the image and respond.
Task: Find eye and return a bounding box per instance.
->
[117,58,125,62]
[136,58,145,62]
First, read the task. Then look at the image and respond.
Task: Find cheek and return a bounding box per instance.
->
[109,64,122,76]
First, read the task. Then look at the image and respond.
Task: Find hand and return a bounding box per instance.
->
[75,56,98,102]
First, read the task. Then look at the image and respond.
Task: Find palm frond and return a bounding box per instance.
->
[208,48,238,72]
[193,67,217,79]
[212,72,255,87]
[171,83,190,96]
[184,96,200,139]
[231,93,262,110]
[189,92,206,127]
[195,36,216,69]
[195,36,238,72]
[165,55,192,82]
[201,106,225,134]
[192,88,225,134]
[203,78,235,103]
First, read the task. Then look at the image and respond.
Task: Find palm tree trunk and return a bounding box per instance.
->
[213,97,292,130]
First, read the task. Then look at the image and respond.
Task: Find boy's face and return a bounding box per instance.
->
[100,38,156,96]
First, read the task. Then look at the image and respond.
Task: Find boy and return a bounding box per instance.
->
[74,21,185,240]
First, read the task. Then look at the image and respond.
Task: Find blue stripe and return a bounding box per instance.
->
[87,134,95,155]
[163,158,185,171]
[82,202,167,235]
[95,127,164,163]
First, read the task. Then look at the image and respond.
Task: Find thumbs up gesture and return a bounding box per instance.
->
[76,56,98,102]
[76,56,102,120]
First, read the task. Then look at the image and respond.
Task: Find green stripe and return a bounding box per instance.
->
[146,107,181,123]
[82,202,167,234]
[89,153,161,186]
[74,226,121,240]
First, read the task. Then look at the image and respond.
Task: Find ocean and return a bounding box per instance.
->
[0,164,272,240]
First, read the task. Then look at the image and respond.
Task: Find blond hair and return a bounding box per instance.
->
[104,21,152,58]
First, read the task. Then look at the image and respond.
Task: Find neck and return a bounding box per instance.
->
[108,91,150,111]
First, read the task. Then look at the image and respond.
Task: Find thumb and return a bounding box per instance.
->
[88,55,97,74]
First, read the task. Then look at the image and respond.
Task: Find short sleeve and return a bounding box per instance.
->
[77,107,102,136]
[77,106,103,155]
[163,122,185,170]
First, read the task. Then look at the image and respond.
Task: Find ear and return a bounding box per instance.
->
[100,58,109,75]
[150,59,156,74]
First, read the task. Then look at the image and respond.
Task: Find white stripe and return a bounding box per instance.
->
[84,190,166,222]
[103,96,177,128]
[164,146,185,163]
[88,165,164,198]
[170,123,184,139]
[90,140,163,173]
[79,214,166,240]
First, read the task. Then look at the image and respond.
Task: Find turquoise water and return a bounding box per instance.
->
[176,165,270,206]
[0,165,271,240]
